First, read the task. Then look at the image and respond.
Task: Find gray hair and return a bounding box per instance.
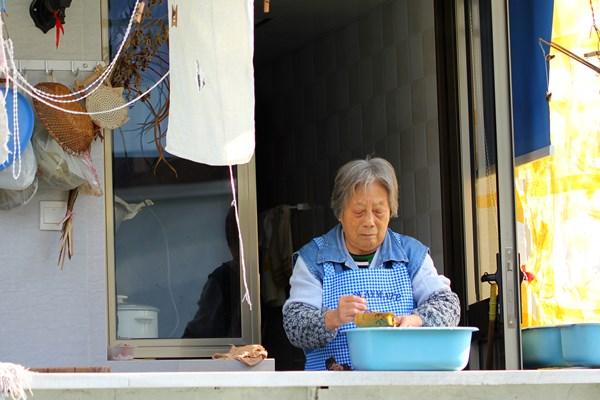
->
[330,157,399,219]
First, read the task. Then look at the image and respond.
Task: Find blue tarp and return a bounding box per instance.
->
[509,0,554,158]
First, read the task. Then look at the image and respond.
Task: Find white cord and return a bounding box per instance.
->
[6,69,170,116]
[538,39,551,99]
[3,0,142,103]
[147,206,181,339]
[229,165,252,310]
[10,66,20,180]
[3,30,170,117]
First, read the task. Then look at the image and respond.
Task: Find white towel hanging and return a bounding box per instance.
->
[166,0,255,166]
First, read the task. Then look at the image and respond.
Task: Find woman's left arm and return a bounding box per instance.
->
[410,254,461,327]
[412,289,460,327]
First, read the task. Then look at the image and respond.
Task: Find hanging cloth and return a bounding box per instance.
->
[52,10,64,48]
[166,0,255,166]
[0,362,31,400]
[260,206,294,306]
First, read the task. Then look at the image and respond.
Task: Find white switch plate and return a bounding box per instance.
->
[40,201,67,231]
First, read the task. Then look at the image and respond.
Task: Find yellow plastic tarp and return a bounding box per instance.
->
[514,0,600,327]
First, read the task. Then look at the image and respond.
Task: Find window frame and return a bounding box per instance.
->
[102,0,260,355]
[105,129,261,358]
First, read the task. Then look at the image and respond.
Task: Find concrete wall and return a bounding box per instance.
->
[27,370,600,400]
[5,0,102,61]
[0,0,107,367]
[255,0,444,271]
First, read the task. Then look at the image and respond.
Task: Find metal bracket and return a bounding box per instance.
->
[504,247,517,328]
[14,60,104,73]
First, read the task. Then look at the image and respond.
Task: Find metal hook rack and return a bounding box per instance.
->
[14,59,104,74]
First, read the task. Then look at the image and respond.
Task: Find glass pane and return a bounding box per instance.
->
[113,161,241,340]
[463,0,508,370]
[467,0,500,303]
[109,0,241,340]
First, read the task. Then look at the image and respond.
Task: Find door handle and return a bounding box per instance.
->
[481,250,517,328]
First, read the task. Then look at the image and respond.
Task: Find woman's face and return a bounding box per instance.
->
[340,181,391,255]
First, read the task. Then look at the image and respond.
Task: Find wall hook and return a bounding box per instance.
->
[44,61,54,81]
[71,61,79,76]
[20,65,27,77]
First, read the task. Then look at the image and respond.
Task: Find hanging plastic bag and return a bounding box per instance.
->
[31,123,102,195]
[0,177,38,210]
[0,92,9,165]
[0,145,37,190]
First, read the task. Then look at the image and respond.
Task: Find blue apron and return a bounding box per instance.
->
[304,247,414,370]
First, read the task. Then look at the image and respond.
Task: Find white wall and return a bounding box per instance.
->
[5,0,102,61]
[255,0,445,270]
[0,0,107,367]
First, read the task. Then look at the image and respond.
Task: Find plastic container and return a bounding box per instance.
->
[561,323,600,367]
[522,326,569,368]
[346,327,478,371]
[0,87,35,171]
[117,296,159,339]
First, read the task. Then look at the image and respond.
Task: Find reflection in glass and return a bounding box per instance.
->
[109,0,242,341]
[467,0,499,303]
[113,162,241,339]
[182,206,241,338]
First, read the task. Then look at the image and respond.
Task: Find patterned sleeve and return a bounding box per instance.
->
[412,289,461,327]
[283,302,338,350]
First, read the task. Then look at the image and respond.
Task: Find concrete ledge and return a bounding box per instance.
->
[106,358,275,372]
[31,369,600,389]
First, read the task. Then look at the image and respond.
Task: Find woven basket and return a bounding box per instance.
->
[85,85,129,129]
[32,82,94,155]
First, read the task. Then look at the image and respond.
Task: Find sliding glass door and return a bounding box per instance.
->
[456,0,521,369]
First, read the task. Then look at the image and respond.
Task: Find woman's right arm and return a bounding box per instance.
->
[282,256,338,350]
[283,302,338,349]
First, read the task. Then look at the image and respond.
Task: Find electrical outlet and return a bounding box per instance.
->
[40,201,67,231]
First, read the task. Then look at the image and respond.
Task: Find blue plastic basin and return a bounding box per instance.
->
[346,327,478,371]
[561,323,600,367]
[522,326,569,368]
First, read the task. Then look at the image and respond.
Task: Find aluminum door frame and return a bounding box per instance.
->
[454,0,522,369]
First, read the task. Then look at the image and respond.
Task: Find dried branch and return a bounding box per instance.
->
[110,0,174,175]
[58,187,80,269]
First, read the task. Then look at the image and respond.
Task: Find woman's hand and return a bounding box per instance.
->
[324,295,368,331]
[394,314,424,327]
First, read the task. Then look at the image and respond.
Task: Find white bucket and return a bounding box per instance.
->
[117,303,159,339]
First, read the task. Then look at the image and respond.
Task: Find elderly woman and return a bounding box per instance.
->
[283,157,460,370]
